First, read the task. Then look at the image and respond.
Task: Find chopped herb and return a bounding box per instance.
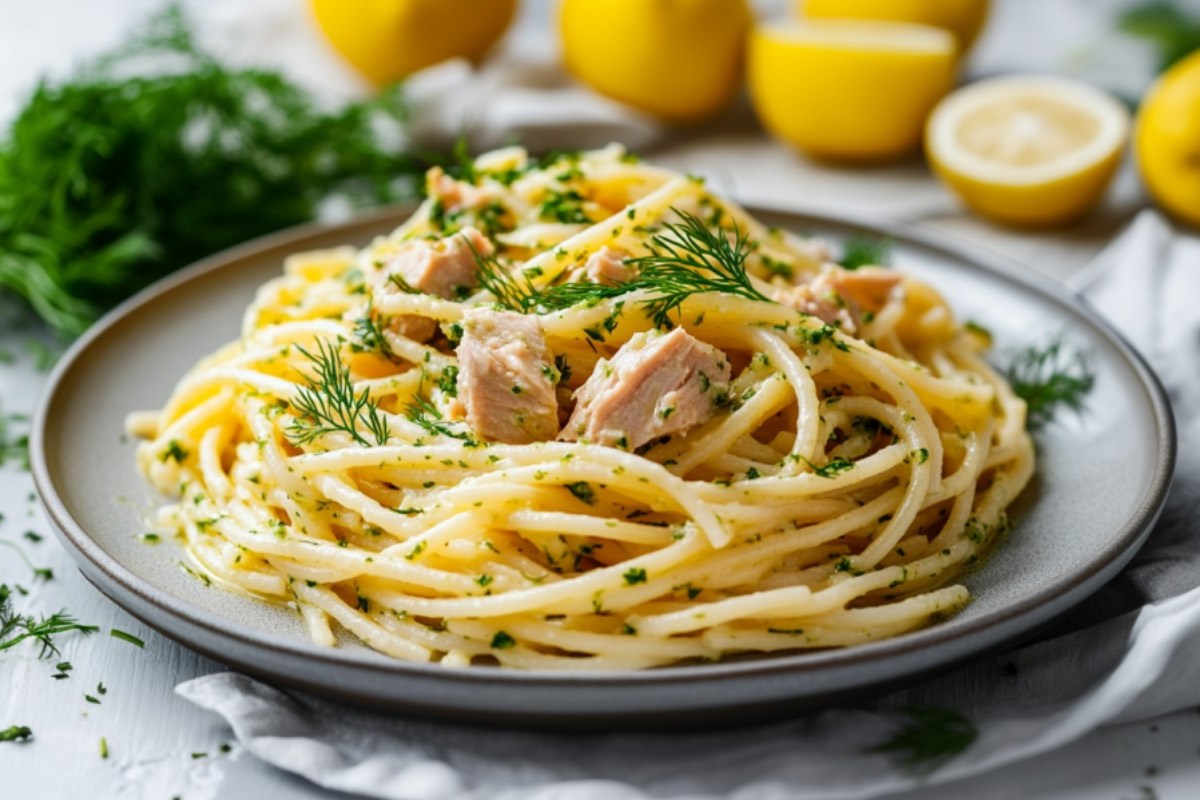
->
[807,457,855,478]
[109,629,145,648]
[474,574,494,587]
[436,365,459,398]
[161,439,189,464]
[868,706,977,776]
[0,725,32,742]
[539,188,591,224]
[490,630,516,649]
[565,482,595,505]
[623,567,648,585]
[99,737,109,759]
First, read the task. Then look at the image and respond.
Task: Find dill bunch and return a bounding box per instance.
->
[0,6,425,336]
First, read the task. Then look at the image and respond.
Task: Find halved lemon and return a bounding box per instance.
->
[749,21,957,162]
[802,0,991,55]
[926,75,1130,226]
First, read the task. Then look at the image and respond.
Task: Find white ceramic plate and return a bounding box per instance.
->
[32,206,1175,727]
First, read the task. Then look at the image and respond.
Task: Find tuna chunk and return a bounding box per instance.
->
[372,227,491,341]
[560,329,730,449]
[582,247,634,285]
[457,309,559,444]
[774,267,901,335]
[426,167,492,211]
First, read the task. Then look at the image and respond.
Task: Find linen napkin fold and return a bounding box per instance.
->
[178,210,1198,799]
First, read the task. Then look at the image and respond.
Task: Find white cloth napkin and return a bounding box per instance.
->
[177,210,1199,799]
[403,56,665,154]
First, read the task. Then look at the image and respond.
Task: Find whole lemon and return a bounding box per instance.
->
[559,0,752,123]
[749,21,956,161]
[311,0,518,86]
[1136,50,1200,228]
[802,0,990,54]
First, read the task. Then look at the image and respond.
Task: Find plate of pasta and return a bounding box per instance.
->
[33,146,1173,725]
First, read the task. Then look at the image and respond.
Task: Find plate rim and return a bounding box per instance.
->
[31,203,1177,691]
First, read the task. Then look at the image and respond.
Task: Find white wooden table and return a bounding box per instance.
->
[3,1,1199,797]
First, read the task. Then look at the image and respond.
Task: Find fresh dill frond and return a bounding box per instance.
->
[626,209,771,328]
[471,245,541,313]
[839,234,892,270]
[0,583,99,658]
[1006,337,1095,430]
[404,396,477,443]
[468,208,776,327]
[349,306,397,362]
[286,339,390,447]
[869,705,977,776]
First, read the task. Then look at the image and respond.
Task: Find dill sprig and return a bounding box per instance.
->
[286,339,390,447]
[869,705,977,776]
[1006,337,1095,430]
[839,234,892,270]
[470,208,774,327]
[349,306,397,362]
[472,245,542,313]
[626,210,770,328]
[0,584,99,658]
[404,396,477,443]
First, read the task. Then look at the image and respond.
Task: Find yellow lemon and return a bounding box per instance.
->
[1136,50,1200,228]
[802,0,990,54]
[926,75,1129,227]
[311,0,517,86]
[749,21,956,161]
[559,0,752,123]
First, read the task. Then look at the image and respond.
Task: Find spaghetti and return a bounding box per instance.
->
[129,145,1034,669]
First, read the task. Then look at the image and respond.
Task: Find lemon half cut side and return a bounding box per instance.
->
[926,75,1130,226]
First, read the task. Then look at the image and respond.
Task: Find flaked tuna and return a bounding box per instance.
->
[457,309,559,444]
[774,267,901,335]
[372,227,491,341]
[560,328,730,450]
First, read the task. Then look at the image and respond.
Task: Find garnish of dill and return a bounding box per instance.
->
[286,339,390,447]
[1005,337,1095,430]
[868,705,977,776]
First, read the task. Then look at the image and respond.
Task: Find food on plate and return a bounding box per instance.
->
[129,146,1034,669]
[926,75,1130,227]
[749,21,957,161]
